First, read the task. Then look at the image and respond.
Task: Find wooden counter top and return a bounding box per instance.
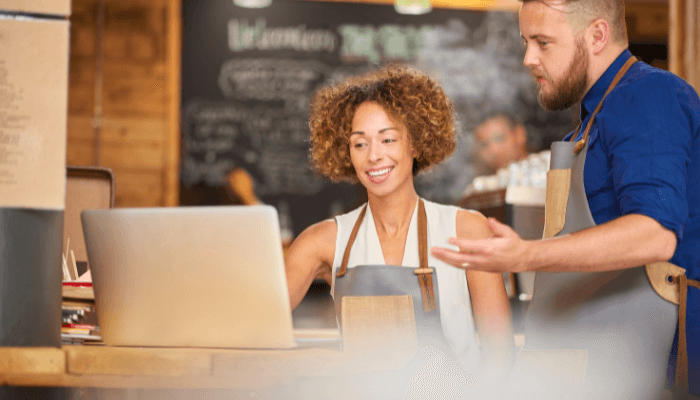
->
[0,344,415,389]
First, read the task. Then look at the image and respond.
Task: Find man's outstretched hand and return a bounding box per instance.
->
[431,218,534,273]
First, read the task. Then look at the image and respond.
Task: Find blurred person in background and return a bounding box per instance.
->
[474,112,529,174]
[465,112,550,196]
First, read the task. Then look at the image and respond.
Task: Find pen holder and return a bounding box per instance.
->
[0,208,63,347]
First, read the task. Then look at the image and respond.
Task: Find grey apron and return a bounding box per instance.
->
[524,56,682,399]
[332,199,475,399]
[333,198,445,345]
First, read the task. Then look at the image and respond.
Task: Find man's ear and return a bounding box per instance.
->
[587,18,610,55]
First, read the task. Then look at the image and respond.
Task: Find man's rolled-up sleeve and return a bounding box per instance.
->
[599,78,692,241]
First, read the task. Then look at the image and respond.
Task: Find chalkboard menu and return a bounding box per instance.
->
[181,0,573,236]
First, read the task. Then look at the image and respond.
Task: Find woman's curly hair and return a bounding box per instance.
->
[308,64,456,182]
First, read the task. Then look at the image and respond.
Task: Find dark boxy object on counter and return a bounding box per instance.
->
[0,209,63,347]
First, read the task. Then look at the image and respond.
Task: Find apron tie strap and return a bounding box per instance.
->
[676,275,700,395]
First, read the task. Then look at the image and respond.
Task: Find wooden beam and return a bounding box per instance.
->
[691,0,700,90]
[669,0,700,91]
[165,0,182,206]
[669,0,685,77]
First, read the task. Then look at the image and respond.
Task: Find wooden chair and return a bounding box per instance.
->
[62,166,115,279]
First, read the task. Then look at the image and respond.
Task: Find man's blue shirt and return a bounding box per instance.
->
[563,48,700,392]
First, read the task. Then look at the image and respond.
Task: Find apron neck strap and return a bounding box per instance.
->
[336,198,427,277]
[417,198,428,270]
[570,56,638,154]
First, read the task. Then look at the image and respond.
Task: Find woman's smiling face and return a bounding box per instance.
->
[349,102,415,199]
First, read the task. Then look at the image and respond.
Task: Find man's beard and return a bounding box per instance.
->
[534,38,589,112]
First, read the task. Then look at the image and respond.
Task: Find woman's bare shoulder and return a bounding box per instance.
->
[287,219,337,264]
[300,218,338,242]
[455,208,492,240]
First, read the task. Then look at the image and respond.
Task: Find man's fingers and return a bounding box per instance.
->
[447,237,489,256]
[430,246,485,270]
[447,237,480,252]
[430,247,465,266]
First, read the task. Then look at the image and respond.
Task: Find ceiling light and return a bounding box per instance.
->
[395,0,431,15]
[233,0,272,8]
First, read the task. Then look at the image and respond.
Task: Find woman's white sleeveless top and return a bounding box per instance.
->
[331,198,480,372]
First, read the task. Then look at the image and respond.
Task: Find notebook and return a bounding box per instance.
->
[81,205,301,349]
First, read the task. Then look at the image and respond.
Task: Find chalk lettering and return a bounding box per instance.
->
[182,100,324,195]
[228,18,336,53]
[338,24,432,63]
[218,58,330,101]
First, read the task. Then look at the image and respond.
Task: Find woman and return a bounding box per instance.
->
[285,65,513,384]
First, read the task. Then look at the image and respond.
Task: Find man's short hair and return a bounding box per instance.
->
[477,111,523,132]
[520,0,628,44]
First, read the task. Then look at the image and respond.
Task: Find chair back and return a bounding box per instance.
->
[63,165,115,279]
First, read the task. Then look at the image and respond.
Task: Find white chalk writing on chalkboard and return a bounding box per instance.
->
[338,24,433,64]
[218,58,331,104]
[228,18,337,53]
[182,99,325,195]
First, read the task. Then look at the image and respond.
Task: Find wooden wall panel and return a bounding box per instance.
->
[67,139,163,170]
[69,62,96,86]
[104,62,167,81]
[102,79,167,118]
[67,0,176,207]
[66,139,96,166]
[670,0,700,90]
[626,3,669,40]
[99,142,164,170]
[68,116,166,144]
[72,26,96,58]
[111,168,164,207]
[68,85,95,116]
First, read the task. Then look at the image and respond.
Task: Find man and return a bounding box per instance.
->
[474,113,529,173]
[432,0,700,397]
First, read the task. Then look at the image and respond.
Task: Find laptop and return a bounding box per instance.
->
[81,205,303,349]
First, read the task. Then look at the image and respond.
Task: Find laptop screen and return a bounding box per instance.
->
[81,205,295,349]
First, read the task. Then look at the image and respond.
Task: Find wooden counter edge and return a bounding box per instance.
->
[1,345,416,389]
[64,345,212,377]
[0,347,66,375]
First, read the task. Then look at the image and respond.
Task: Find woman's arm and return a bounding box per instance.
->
[284,219,337,310]
[457,210,515,383]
